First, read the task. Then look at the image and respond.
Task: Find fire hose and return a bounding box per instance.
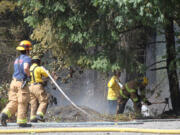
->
[42,67,89,116]
[0,127,180,134]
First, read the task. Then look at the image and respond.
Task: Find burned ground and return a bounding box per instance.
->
[45,105,108,122]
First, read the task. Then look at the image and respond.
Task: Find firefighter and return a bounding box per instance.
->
[29,56,49,122]
[0,40,32,127]
[107,71,122,114]
[116,77,152,115]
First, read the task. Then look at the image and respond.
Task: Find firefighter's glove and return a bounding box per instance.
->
[145,101,152,106]
[42,80,47,87]
[117,97,121,104]
[26,76,31,82]
[21,77,31,89]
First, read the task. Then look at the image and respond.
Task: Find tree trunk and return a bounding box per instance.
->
[165,17,180,113]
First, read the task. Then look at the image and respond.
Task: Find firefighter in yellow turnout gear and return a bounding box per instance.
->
[0,40,32,127]
[29,56,48,122]
[117,77,151,115]
[107,71,122,114]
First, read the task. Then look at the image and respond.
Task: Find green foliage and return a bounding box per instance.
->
[91,56,110,72]
[0,0,32,83]
[24,16,39,28]
[18,0,180,74]
[0,0,16,14]
[0,83,9,111]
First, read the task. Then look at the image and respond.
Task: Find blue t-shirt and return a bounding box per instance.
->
[13,54,31,80]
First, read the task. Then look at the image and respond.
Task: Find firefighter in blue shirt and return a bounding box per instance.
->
[0,40,32,127]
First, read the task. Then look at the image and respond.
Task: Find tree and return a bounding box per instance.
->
[0,0,16,14]
[107,0,180,114]
[92,0,180,114]
[17,0,147,73]
[18,0,180,113]
[162,0,180,113]
[0,0,32,82]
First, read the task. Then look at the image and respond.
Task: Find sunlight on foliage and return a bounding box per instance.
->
[18,0,180,74]
[0,0,16,14]
[0,82,9,111]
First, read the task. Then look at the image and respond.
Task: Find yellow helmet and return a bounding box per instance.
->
[32,56,40,60]
[142,77,148,85]
[16,40,32,51]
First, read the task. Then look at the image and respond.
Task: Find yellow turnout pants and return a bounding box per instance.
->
[29,84,48,120]
[2,79,30,124]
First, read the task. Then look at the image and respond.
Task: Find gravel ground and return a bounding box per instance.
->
[0,120,180,135]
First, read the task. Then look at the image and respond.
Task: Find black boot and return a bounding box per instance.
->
[19,123,32,127]
[30,118,37,123]
[0,113,8,126]
[36,115,45,122]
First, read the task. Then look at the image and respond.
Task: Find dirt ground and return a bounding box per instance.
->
[45,105,141,122]
[6,104,178,123]
[45,105,180,123]
[45,105,108,122]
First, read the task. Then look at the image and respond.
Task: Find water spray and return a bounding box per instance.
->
[42,67,89,116]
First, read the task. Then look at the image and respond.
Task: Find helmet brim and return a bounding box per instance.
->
[16,46,32,51]
[32,56,40,60]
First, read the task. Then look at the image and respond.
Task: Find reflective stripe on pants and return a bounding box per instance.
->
[29,84,48,118]
[1,79,30,124]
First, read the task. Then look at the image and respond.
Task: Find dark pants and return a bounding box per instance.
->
[116,99,127,114]
[107,100,117,115]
